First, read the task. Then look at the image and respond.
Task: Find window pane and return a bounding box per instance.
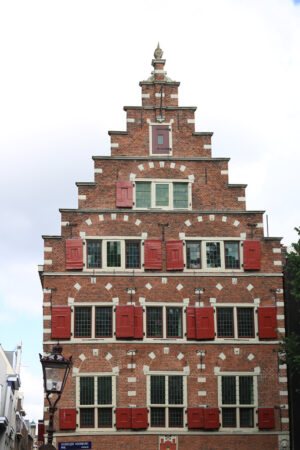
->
[80,408,94,427]
[75,307,91,337]
[158,134,164,145]
[168,376,183,404]
[107,241,121,267]
[222,376,236,405]
[147,307,162,337]
[95,307,112,337]
[98,408,112,427]
[151,376,165,404]
[80,377,94,405]
[239,377,253,404]
[186,242,201,268]
[237,308,254,338]
[217,308,234,337]
[173,183,188,209]
[167,308,182,337]
[98,377,112,405]
[151,407,165,426]
[225,242,240,268]
[136,182,151,208]
[240,408,253,427]
[155,184,169,206]
[126,241,140,268]
[87,241,101,268]
[222,408,236,427]
[169,408,183,427]
[206,242,221,268]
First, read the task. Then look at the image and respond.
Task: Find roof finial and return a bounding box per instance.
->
[154,42,163,59]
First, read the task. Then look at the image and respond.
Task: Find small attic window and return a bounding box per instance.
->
[157,134,164,145]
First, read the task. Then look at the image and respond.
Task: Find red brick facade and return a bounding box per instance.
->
[41,45,289,449]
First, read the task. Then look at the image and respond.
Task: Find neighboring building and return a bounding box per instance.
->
[40,45,289,449]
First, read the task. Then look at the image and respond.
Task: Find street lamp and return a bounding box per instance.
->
[39,344,72,449]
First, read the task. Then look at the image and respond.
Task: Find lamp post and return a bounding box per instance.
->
[39,344,72,449]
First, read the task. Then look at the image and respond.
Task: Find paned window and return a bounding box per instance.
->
[166,308,182,337]
[186,241,201,268]
[157,134,164,145]
[125,241,140,268]
[221,375,255,428]
[149,375,185,428]
[173,183,188,209]
[87,241,101,268]
[206,242,221,268]
[79,376,114,429]
[155,184,169,207]
[225,242,240,269]
[106,241,121,267]
[147,307,163,337]
[95,307,112,337]
[217,307,255,339]
[75,307,91,338]
[136,182,151,208]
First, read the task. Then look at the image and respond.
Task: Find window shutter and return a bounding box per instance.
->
[187,407,204,428]
[144,240,162,269]
[51,307,71,339]
[132,408,148,429]
[258,307,277,339]
[166,241,184,270]
[66,239,83,270]
[116,181,133,208]
[186,307,196,339]
[59,408,76,430]
[152,125,170,154]
[195,307,215,339]
[134,307,144,339]
[258,408,275,429]
[116,305,134,338]
[37,421,44,442]
[243,241,260,270]
[204,408,220,429]
[116,408,132,429]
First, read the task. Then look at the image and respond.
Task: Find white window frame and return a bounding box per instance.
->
[72,303,115,342]
[84,237,144,272]
[184,238,243,272]
[134,179,192,210]
[217,371,258,431]
[149,121,173,156]
[146,371,187,431]
[75,372,117,431]
[214,304,258,343]
[145,303,186,341]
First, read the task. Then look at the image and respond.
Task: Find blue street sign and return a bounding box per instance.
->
[58,442,91,450]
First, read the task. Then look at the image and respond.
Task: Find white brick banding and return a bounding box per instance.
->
[74,283,81,291]
[180,165,186,172]
[248,353,255,361]
[43,288,52,294]
[149,352,156,360]
[127,118,135,123]
[216,283,223,291]
[171,94,178,98]
[128,377,136,382]
[85,218,92,225]
[128,391,136,396]
[79,354,86,361]
[105,283,112,291]
[198,377,206,383]
[277,315,284,320]
[61,221,69,226]
[247,284,254,291]
[142,93,150,98]
[279,391,288,396]
[176,284,183,291]
[111,213,116,220]
[279,377,287,382]
[79,231,86,238]
[44,260,52,265]
[138,164,144,171]
[197,216,203,222]
[256,223,263,228]
[135,219,141,226]
[274,261,282,266]
[164,347,169,354]
[129,173,136,180]
[146,283,152,290]
[198,391,206,396]
[127,363,136,369]
[187,119,195,123]
[99,214,104,221]
[278,328,285,333]
[44,247,52,252]
[162,278,167,284]
[221,170,228,175]
[105,353,112,361]
[185,220,191,227]
[148,161,154,168]
[203,144,212,149]
[273,248,281,253]
[232,278,237,285]
[209,215,215,221]
[219,353,226,360]
[281,418,289,423]
[197,364,205,369]
[78,195,86,200]
[238,197,246,202]
[95,168,103,173]
[170,162,176,169]
[177,353,184,360]
[123,215,128,222]
[111,143,119,148]
[234,220,240,227]
[222,216,227,222]
[159,161,165,168]
[210,298,216,303]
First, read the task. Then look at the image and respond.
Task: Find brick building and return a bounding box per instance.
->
[40,45,290,449]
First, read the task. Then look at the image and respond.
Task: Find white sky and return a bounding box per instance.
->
[0,0,299,423]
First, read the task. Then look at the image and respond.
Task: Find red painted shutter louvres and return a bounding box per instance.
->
[116,408,132,429]
[258,408,275,429]
[243,241,261,270]
[59,408,76,429]
[204,408,219,429]
[51,307,71,339]
[186,307,197,339]
[195,307,215,339]
[258,307,277,339]
[166,241,184,270]
[116,181,133,207]
[132,408,148,429]
[116,305,135,338]
[187,407,204,428]
[144,240,162,269]
[65,239,83,269]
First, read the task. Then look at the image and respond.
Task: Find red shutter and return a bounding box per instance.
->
[187,407,204,428]
[37,421,44,442]
[51,307,71,339]
[258,408,275,429]
[116,181,133,207]
[204,408,220,429]
[195,307,215,339]
[59,408,77,430]
[132,408,148,429]
[144,240,162,269]
[186,307,196,339]
[66,239,83,270]
[166,241,184,270]
[243,241,260,270]
[258,307,277,339]
[116,408,132,429]
[116,305,134,338]
[152,125,170,154]
[134,307,144,339]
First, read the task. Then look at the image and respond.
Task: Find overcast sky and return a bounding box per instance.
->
[0,0,299,423]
